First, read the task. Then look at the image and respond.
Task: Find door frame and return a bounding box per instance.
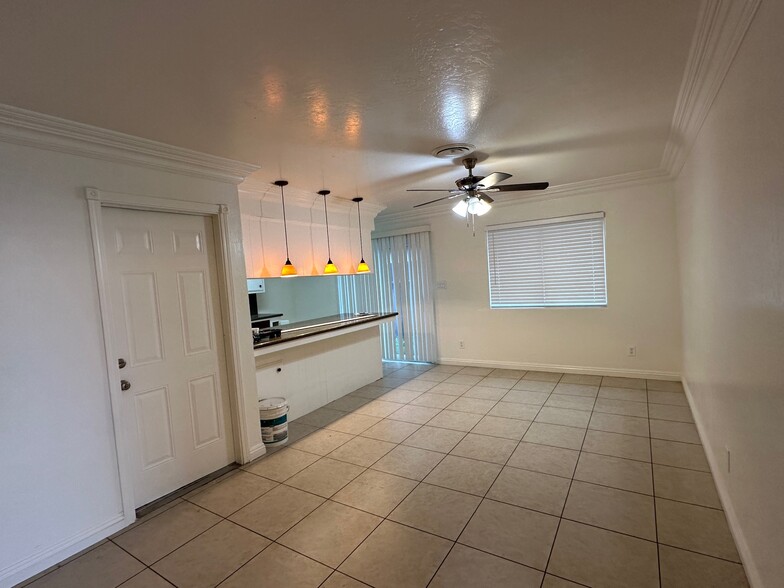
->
[86,187,253,523]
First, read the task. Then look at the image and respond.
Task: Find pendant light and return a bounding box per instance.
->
[274,180,297,277]
[319,189,339,274]
[352,197,370,273]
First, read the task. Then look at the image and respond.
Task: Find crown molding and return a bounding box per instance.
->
[239,176,387,216]
[661,0,761,176]
[377,167,670,226]
[0,103,259,184]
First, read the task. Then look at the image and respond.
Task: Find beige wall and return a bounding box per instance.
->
[675,1,784,584]
[376,180,682,377]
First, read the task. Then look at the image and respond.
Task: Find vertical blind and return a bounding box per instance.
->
[486,212,607,308]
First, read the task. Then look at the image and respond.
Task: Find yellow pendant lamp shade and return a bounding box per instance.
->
[274,180,298,277]
[319,189,339,274]
[352,197,371,273]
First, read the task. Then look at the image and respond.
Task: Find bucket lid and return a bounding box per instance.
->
[259,397,288,410]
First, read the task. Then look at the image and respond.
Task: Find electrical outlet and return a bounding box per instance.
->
[436,281,447,290]
[627,345,637,357]
[458,340,465,349]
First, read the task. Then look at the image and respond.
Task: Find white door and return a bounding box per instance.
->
[103,207,235,507]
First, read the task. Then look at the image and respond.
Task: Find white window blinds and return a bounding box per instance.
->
[486,212,607,308]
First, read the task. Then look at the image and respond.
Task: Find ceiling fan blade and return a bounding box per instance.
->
[478,193,494,204]
[406,188,461,192]
[413,193,463,208]
[476,172,512,189]
[485,182,549,192]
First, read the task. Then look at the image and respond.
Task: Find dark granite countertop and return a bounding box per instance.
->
[253,312,397,349]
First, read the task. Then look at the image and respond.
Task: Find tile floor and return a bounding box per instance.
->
[20,362,750,588]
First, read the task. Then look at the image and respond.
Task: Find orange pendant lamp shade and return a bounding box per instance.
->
[319,189,339,274]
[353,197,371,273]
[275,180,297,277]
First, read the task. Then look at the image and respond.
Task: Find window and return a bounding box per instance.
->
[486,212,607,308]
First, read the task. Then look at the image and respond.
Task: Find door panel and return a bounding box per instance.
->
[103,207,234,507]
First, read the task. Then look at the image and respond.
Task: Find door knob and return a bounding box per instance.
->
[118,358,127,369]
[120,380,131,391]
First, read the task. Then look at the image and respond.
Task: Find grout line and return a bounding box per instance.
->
[648,378,663,588]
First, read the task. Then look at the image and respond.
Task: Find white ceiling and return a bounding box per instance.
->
[0,0,699,212]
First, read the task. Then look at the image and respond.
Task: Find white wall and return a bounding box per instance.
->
[0,140,259,586]
[675,1,784,584]
[376,180,682,377]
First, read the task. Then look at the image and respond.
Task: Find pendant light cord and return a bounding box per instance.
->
[323,194,332,259]
[280,184,291,259]
[357,201,365,259]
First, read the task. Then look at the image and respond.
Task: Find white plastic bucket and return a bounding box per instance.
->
[258,397,289,446]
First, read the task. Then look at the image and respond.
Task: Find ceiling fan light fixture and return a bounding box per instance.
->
[468,197,491,216]
[452,199,469,217]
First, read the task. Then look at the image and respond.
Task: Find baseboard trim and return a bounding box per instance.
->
[0,513,129,588]
[437,357,680,380]
[247,442,268,463]
[682,378,761,587]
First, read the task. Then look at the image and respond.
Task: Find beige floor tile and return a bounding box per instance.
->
[349,384,392,399]
[338,520,452,588]
[187,470,277,517]
[151,520,268,588]
[429,382,472,396]
[544,394,595,411]
[513,380,557,393]
[490,368,528,378]
[285,457,365,497]
[459,499,559,570]
[387,404,442,424]
[379,388,426,404]
[414,371,450,383]
[598,386,647,403]
[427,409,484,431]
[651,439,709,471]
[370,445,444,480]
[656,498,740,562]
[563,480,656,540]
[535,407,591,428]
[429,365,462,374]
[507,442,579,478]
[488,401,540,420]
[471,415,530,440]
[487,467,570,515]
[325,395,372,412]
[402,425,466,453]
[431,543,543,587]
[446,396,497,415]
[463,386,508,400]
[552,383,599,398]
[376,376,409,388]
[547,519,659,588]
[445,373,484,385]
[228,484,324,539]
[450,432,518,464]
[113,502,221,565]
[559,373,603,386]
[28,542,144,588]
[359,418,420,443]
[523,370,563,382]
[582,429,651,462]
[352,399,406,418]
[542,574,584,587]
[647,380,685,393]
[653,464,721,508]
[649,403,694,423]
[118,569,174,587]
[459,366,494,376]
[409,392,456,409]
[647,390,689,406]
[503,389,550,405]
[424,455,502,495]
[289,429,355,456]
[295,407,347,428]
[279,501,382,568]
[327,436,396,467]
[396,379,437,392]
[650,419,701,444]
[589,412,649,437]
[221,543,331,588]
[574,452,653,494]
[242,448,320,482]
[286,421,320,444]
[593,397,649,417]
[321,572,370,588]
[477,376,520,389]
[601,376,646,390]
[659,545,749,587]
[325,413,382,435]
[332,469,418,517]
[389,483,481,539]
[523,422,586,450]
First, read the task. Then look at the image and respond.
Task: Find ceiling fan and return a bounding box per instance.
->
[408,157,549,222]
